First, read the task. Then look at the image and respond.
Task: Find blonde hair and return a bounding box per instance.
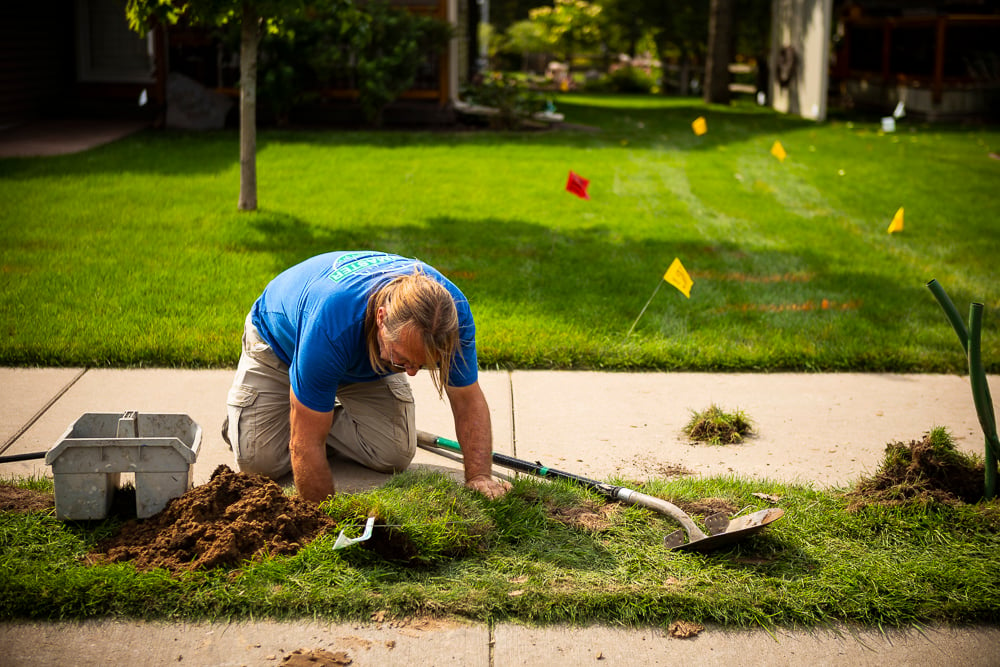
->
[365,269,459,396]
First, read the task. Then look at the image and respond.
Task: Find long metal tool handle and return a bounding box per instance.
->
[0,451,47,464]
[417,430,616,494]
[415,430,709,541]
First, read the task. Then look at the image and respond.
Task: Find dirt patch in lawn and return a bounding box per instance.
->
[0,484,54,512]
[90,465,333,574]
[673,497,739,517]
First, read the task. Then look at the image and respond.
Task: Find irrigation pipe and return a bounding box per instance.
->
[968,303,999,497]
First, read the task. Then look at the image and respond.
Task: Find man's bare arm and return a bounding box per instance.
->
[289,390,336,503]
[446,381,511,499]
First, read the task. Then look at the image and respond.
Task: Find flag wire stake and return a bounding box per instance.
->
[627,280,664,337]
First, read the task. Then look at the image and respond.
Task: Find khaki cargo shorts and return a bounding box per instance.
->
[224,313,416,480]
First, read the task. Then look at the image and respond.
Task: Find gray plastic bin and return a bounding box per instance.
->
[45,411,202,520]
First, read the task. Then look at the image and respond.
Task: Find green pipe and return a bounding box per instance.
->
[968,304,999,499]
[927,280,999,500]
[969,304,999,441]
[926,279,969,351]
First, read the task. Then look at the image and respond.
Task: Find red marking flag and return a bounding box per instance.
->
[566,171,590,200]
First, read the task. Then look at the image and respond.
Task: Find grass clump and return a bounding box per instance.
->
[323,470,495,564]
[847,426,986,509]
[683,404,754,444]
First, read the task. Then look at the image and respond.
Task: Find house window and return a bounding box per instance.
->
[76,0,153,83]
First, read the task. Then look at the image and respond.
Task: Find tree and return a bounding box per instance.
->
[352,2,452,127]
[528,0,602,68]
[126,0,302,211]
[598,0,649,59]
[634,0,706,95]
[703,0,734,104]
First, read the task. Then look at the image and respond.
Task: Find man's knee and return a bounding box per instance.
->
[365,443,415,473]
[234,451,291,480]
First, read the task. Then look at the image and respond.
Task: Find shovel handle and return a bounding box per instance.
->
[613,488,709,541]
[417,431,619,493]
[416,430,709,541]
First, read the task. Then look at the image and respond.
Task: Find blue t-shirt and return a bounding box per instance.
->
[250,251,478,412]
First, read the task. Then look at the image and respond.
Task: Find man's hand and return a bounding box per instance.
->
[466,473,512,499]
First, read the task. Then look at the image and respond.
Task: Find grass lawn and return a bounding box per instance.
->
[1,96,999,629]
[1,95,997,371]
[3,457,999,628]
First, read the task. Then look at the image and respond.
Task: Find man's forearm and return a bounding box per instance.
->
[290,434,335,502]
[446,381,510,499]
[455,406,493,482]
[289,391,336,503]
[446,382,494,481]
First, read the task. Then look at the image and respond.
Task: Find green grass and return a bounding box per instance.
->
[2,469,998,627]
[683,404,754,444]
[1,96,998,371]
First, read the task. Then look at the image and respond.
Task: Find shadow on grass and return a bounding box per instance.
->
[0,99,821,181]
[225,210,961,371]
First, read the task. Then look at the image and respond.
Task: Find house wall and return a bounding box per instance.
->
[0,3,76,128]
[769,0,833,121]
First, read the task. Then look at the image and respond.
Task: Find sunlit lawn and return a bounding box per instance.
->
[0,95,997,371]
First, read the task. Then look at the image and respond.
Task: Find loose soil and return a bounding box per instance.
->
[90,465,334,574]
[0,484,54,512]
[846,433,985,511]
[281,648,353,666]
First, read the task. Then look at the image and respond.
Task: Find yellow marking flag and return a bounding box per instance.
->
[692,117,707,136]
[626,258,695,336]
[770,140,787,162]
[664,257,693,298]
[888,207,904,233]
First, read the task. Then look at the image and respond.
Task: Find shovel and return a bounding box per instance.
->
[417,431,783,552]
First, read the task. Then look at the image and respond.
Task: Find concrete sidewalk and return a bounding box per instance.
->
[1,367,998,665]
[2,368,993,488]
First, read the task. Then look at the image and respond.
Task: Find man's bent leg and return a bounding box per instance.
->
[327,374,416,473]
[225,314,294,479]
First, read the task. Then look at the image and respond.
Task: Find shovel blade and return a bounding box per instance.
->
[704,512,730,535]
[666,508,784,552]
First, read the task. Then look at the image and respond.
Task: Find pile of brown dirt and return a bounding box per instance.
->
[846,432,985,511]
[91,465,333,574]
[548,502,616,532]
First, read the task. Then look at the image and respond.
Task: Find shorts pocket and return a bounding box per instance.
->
[227,384,258,408]
[226,384,259,462]
[385,374,415,403]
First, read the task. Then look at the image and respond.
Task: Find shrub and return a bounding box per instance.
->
[606,65,657,94]
[256,0,451,127]
[460,72,548,129]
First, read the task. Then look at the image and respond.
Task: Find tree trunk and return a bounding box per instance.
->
[238,1,260,212]
[704,0,733,105]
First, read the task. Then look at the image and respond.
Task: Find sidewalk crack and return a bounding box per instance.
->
[0,367,89,454]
